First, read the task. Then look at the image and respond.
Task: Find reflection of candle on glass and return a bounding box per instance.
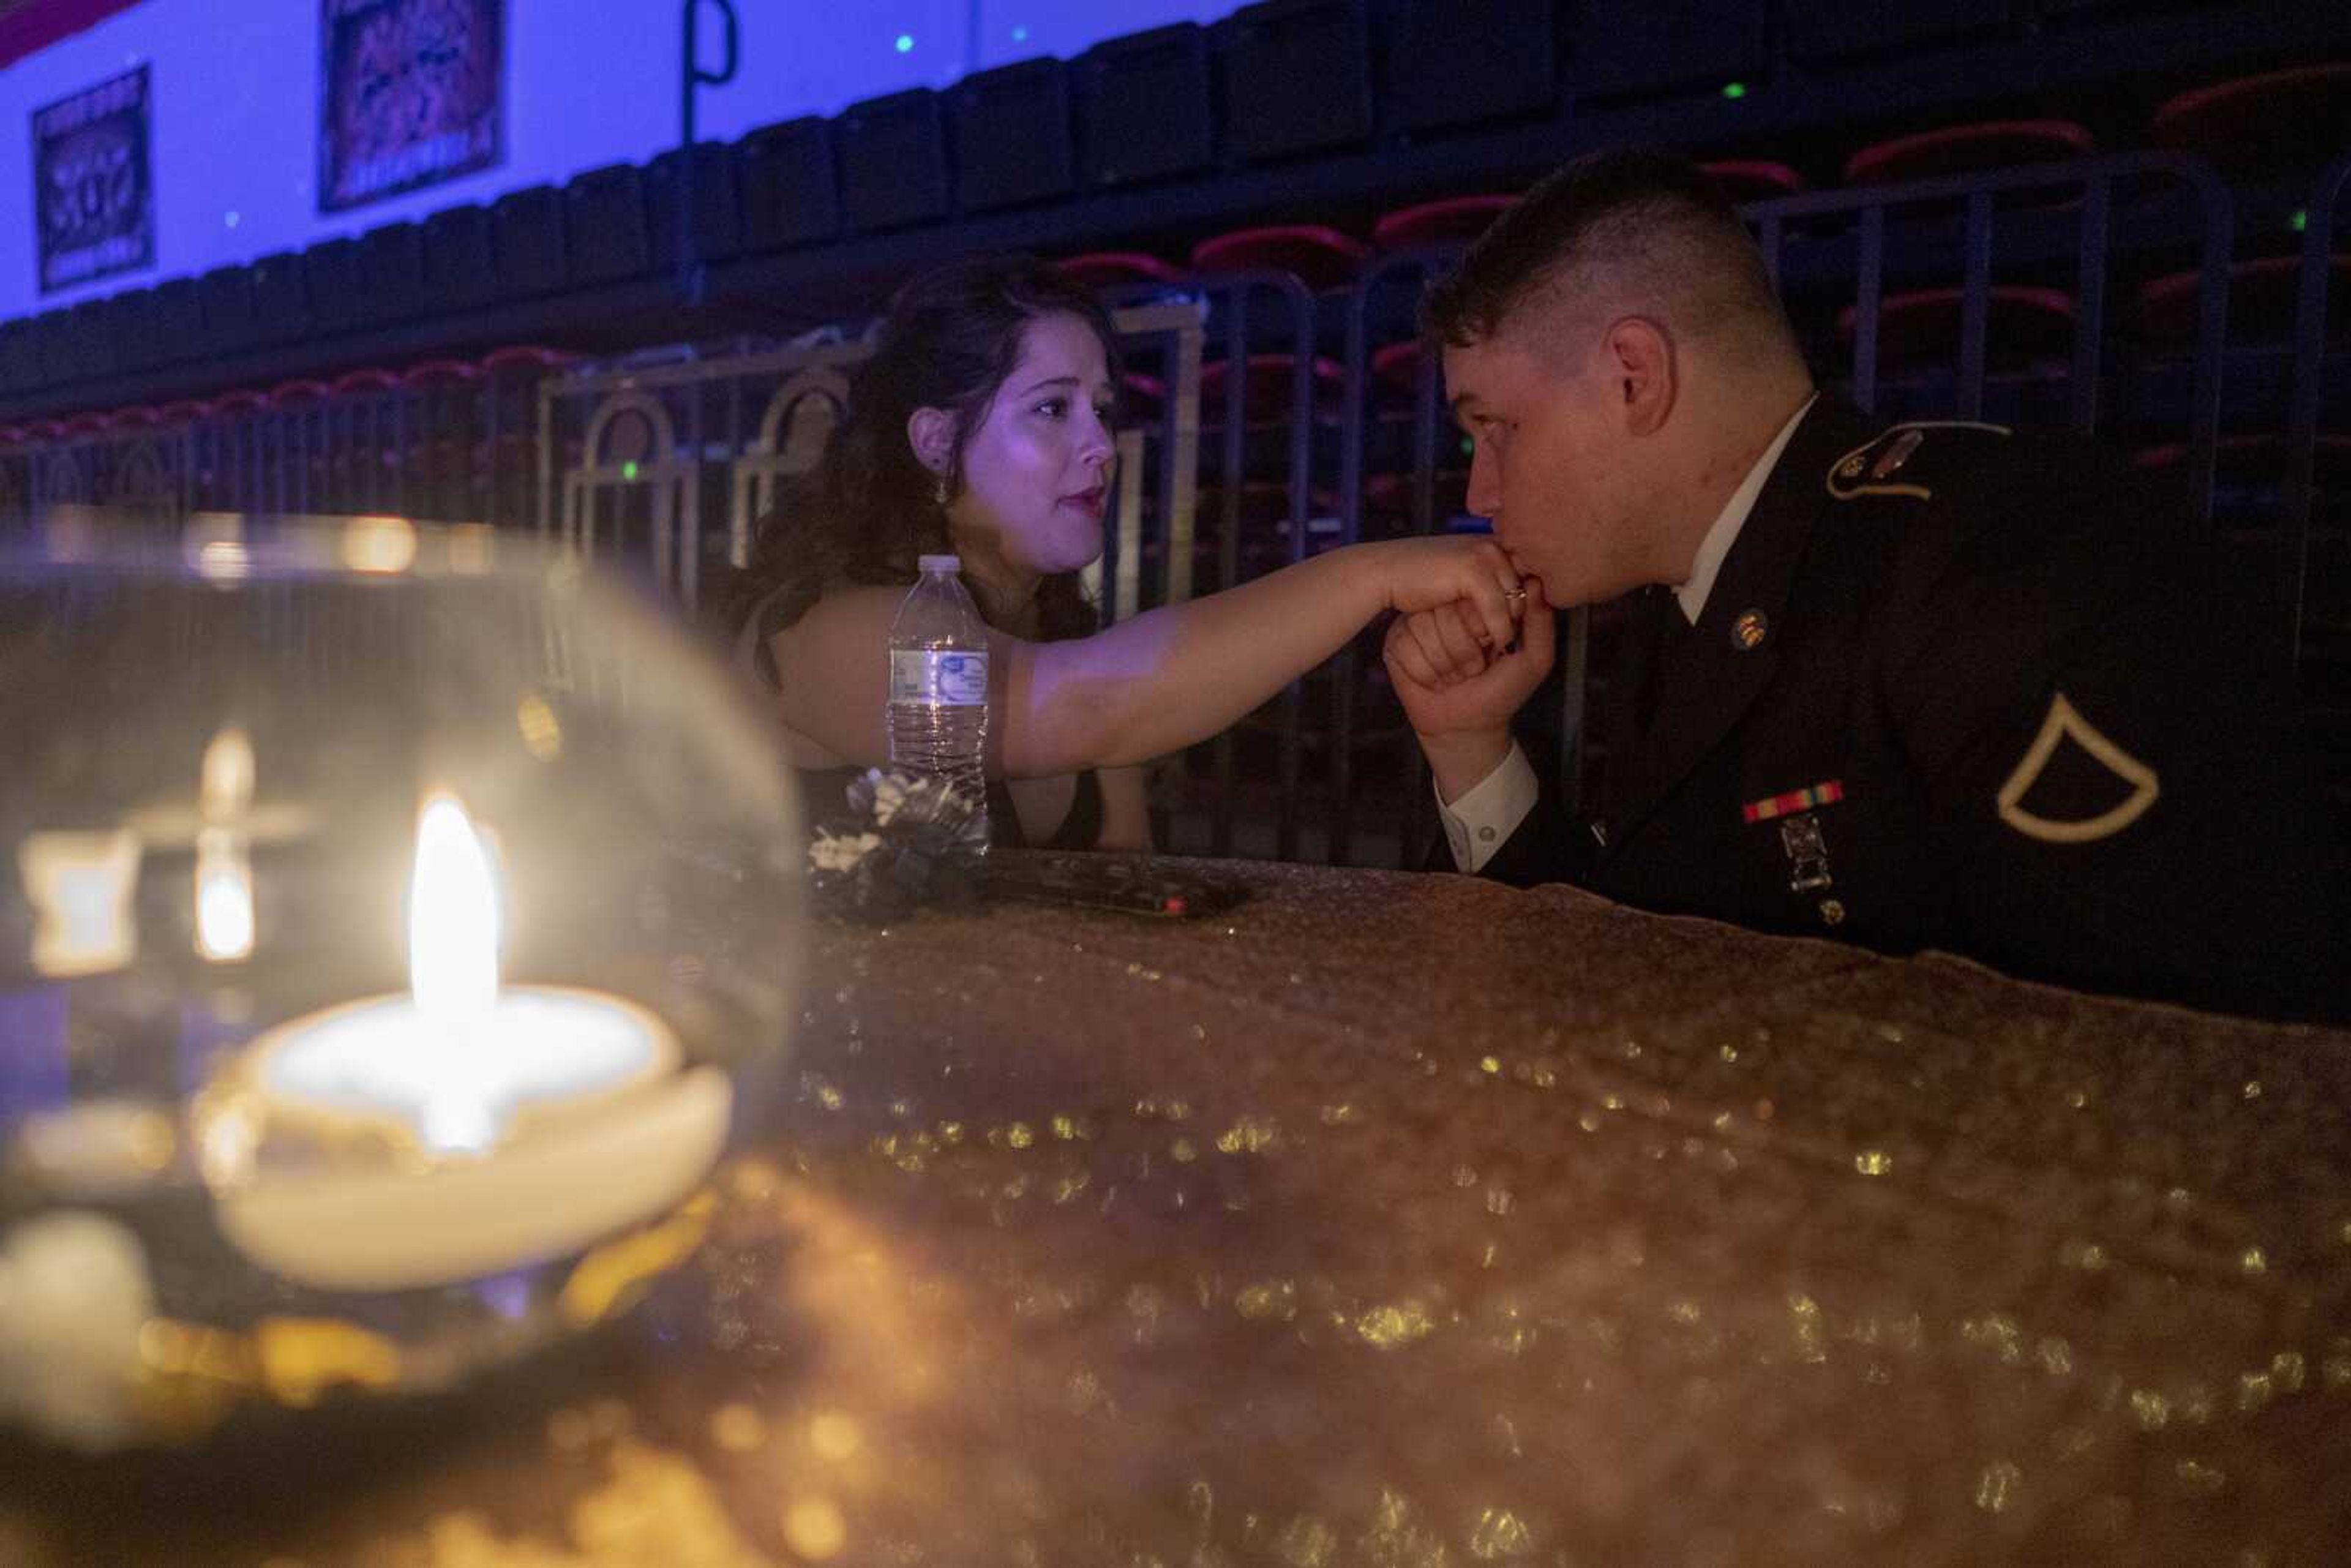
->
[194,728,257,964]
[201,793,731,1291]
[18,828,141,977]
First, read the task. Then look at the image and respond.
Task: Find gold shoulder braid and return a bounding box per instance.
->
[1826,420,2012,503]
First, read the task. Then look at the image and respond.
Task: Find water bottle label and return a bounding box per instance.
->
[890,649,989,705]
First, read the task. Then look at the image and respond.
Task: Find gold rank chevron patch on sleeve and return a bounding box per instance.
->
[1995,692,2161,844]
[1826,419,2014,502]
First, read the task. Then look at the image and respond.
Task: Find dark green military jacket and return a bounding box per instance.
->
[1478,399,2345,1021]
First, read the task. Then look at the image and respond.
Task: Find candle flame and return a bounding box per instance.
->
[200,729,255,819]
[194,729,258,963]
[195,828,255,963]
[409,793,500,1024]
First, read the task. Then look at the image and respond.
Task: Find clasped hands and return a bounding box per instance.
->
[1377,535,1558,798]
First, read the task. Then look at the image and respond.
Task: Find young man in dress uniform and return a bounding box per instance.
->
[1385,147,2344,1021]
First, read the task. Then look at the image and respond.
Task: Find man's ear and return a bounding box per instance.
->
[906,407,958,476]
[1603,317,1677,438]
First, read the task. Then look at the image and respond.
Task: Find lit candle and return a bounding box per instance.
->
[194,727,257,964]
[198,793,732,1292]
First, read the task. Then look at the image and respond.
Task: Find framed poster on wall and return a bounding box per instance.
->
[32,64,154,295]
[319,0,504,214]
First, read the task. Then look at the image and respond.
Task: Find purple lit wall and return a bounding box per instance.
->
[0,0,1241,320]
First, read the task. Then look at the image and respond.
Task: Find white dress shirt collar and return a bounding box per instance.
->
[1674,392,1818,626]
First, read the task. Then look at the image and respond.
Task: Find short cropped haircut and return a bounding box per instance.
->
[1422,148,1792,357]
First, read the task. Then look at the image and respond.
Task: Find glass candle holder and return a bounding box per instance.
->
[0,517,803,1451]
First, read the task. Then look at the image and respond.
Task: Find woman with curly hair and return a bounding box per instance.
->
[732,255,1525,851]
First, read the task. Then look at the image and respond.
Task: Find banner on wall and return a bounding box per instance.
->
[32,65,154,296]
[319,0,504,214]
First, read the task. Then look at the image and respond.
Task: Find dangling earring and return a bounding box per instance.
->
[932,474,951,509]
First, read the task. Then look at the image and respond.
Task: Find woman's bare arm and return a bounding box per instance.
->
[765,535,1521,778]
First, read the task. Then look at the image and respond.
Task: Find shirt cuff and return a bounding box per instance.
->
[1436,741,1539,872]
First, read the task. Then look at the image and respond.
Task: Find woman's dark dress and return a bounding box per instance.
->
[744,582,1108,851]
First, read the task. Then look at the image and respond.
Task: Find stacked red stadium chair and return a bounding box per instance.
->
[1837,287,2080,366]
[1370,195,1515,253]
[2151,62,2351,174]
[1116,370,1169,419]
[201,389,269,510]
[1829,119,2097,415]
[326,370,400,513]
[479,346,578,530]
[2139,255,2351,348]
[1194,479,1346,580]
[1189,227,1362,476]
[1054,252,1188,290]
[1842,119,2095,187]
[1370,340,1431,394]
[1190,224,1367,290]
[2135,432,2351,493]
[1700,159,1809,205]
[1362,467,1471,535]
[1197,353,1347,427]
[264,379,334,514]
[400,359,486,522]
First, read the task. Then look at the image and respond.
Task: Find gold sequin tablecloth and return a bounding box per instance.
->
[10,857,2351,1566]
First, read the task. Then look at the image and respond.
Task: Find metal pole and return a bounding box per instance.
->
[678,0,740,306]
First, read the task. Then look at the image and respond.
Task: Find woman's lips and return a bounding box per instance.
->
[1060,489,1106,518]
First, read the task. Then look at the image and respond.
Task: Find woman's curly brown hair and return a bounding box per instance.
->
[729,255,1121,671]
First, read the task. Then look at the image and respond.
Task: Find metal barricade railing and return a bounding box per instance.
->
[1320,151,2241,869]
[1338,247,1595,870]
[392,361,489,523]
[31,438,94,512]
[539,305,1209,619]
[536,296,1314,845]
[2285,149,2351,666]
[727,362,853,569]
[1746,150,2235,518]
[1185,272,1321,861]
[1341,250,1455,868]
[0,356,572,541]
[546,343,801,612]
[0,444,29,533]
[7,148,2346,866]
[187,391,269,513]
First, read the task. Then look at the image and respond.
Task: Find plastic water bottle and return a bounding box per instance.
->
[887,554,991,849]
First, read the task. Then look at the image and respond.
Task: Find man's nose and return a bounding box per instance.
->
[1464,445,1501,518]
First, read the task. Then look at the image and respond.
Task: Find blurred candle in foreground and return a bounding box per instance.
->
[193,729,257,964]
[200,792,731,1291]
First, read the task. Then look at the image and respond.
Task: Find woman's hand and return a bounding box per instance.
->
[1363,535,1524,654]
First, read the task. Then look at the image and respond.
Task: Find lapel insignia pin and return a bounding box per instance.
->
[1870,428,1925,479]
[1730,609,1769,651]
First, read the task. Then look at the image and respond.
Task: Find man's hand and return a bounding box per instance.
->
[1368,536,1525,651]
[1382,579,1556,801]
